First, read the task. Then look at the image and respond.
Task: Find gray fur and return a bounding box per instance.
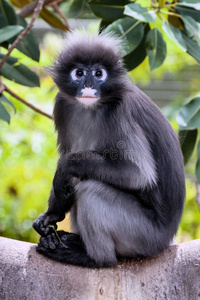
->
[33,31,185,268]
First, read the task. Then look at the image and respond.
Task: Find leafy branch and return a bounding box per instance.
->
[0,0,65,121]
[0,0,45,70]
[0,0,200,183]
[0,81,53,120]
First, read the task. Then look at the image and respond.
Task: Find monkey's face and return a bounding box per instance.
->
[70,65,107,106]
[52,33,126,108]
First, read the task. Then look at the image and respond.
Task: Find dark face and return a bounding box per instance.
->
[52,43,127,108]
[69,63,108,106]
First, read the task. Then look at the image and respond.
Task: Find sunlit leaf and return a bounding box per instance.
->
[0,54,40,87]
[0,0,17,28]
[196,140,200,183]
[162,22,187,52]
[124,3,157,23]
[0,94,16,112]
[104,17,144,56]
[145,28,166,71]
[181,31,200,63]
[89,0,130,21]
[179,129,197,164]
[9,0,29,9]
[40,7,69,31]
[177,0,200,10]
[177,97,200,130]
[0,25,23,43]
[0,102,10,124]
[159,0,165,6]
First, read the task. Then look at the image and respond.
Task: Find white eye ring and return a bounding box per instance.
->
[92,69,107,81]
[71,69,86,81]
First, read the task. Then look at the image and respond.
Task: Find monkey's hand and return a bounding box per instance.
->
[32,212,65,237]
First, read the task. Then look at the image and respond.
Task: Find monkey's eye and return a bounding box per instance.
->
[71,68,86,81]
[76,69,84,77]
[95,70,102,77]
[92,68,107,81]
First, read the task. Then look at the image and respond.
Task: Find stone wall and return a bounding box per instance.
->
[0,237,200,299]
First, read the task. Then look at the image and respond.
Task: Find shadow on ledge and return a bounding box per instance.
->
[0,237,200,300]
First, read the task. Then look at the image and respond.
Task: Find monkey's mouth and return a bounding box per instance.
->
[77,88,100,106]
[76,96,100,106]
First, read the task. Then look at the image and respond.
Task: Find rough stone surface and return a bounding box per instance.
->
[0,237,200,300]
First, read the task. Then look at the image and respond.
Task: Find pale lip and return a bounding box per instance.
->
[76,96,100,105]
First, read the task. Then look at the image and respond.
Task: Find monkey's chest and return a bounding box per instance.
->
[68,118,103,153]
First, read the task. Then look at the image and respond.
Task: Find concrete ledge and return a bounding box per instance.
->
[0,237,200,299]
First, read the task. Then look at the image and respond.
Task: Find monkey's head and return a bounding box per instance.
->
[51,31,127,108]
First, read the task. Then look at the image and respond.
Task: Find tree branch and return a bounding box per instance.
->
[0,0,45,70]
[3,84,53,120]
[19,0,63,18]
[53,4,71,30]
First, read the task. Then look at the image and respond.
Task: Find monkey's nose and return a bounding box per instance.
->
[84,77,93,88]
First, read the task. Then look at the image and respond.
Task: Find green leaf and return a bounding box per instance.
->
[89,0,130,21]
[177,0,200,10]
[0,0,17,28]
[0,25,23,43]
[181,15,200,47]
[162,22,187,52]
[124,3,157,23]
[104,17,144,56]
[176,6,200,22]
[177,97,200,130]
[0,54,40,87]
[15,16,40,62]
[181,31,200,63]
[0,94,16,112]
[124,24,150,71]
[0,101,10,124]
[68,0,87,18]
[40,7,69,31]
[145,28,166,71]
[179,129,197,164]
[196,140,200,183]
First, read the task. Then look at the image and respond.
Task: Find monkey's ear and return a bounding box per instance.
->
[117,59,126,71]
[117,60,123,67]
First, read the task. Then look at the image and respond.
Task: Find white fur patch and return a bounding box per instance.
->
[77,87,99,106]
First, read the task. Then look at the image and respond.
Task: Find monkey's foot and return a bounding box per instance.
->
[36,231,100,268]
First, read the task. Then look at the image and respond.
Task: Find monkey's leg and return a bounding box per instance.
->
[36,231,109,268]
[73,180,173,263]
[37,180,172,268]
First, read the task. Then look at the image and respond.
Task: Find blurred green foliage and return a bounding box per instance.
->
[0,28,200,243]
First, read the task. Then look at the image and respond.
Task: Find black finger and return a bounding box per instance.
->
[47,234,56,249]
[52,233,59,246]
[40,237,49,248]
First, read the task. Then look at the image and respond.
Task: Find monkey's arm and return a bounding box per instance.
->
[53,151,156,201]
[33,185,75,237]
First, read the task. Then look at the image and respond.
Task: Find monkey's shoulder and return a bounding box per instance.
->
[123,84,172,129]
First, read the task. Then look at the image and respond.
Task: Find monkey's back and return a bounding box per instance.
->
[124,83,185,229]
